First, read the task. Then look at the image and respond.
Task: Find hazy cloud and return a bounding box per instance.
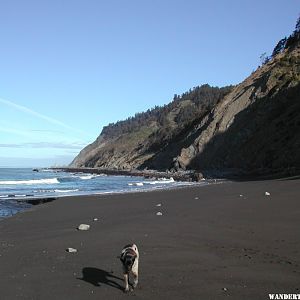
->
[0,97,92,138]
[0,126,33,138]
[0,142,87,150]
[30,129,65,134]
[0,155,74,168]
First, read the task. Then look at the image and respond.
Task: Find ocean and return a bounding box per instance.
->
[0,168,202,219]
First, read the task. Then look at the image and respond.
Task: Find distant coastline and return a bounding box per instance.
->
[52,166,300,182]
[52,167,204,182]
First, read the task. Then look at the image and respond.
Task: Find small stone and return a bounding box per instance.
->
[156,203,161,207]
[93,218,98,221]
[78,224,90,230]
[265,192,271,196]
[156,212,163,216]
[222,287,228,292]
[66,248,77,253]
[194,197,199,200]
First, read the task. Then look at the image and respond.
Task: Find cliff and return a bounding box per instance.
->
[175,46,300,176]
[71,38,300,177]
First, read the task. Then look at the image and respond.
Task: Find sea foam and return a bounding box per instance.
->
[0,178,60,185]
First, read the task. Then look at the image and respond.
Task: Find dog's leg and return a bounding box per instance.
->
[124,273,130,292]
[132,257,139,289]
[132,272,138,289]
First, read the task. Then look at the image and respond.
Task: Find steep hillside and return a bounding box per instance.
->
[71,30,300,177]
[174,46,300,176]
[70,85,233,169]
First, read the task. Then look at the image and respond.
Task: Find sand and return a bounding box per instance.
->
[0,178,299,299]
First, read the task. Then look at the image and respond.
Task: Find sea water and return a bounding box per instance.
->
[0,168,201,218]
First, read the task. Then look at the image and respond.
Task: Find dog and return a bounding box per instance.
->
[119,243,139,292]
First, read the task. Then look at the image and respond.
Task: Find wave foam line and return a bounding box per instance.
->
[54,189,79,193]
[0,178,59,185]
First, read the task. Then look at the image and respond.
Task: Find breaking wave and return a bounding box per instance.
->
[0,178,60,185]
[0,174,103,185]
[128,177,175,186]
[54,189,80,193]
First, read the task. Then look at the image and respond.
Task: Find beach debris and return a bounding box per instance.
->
[78,224,90,231]
[239,194,243,197]
[265,192,271,196]
[156,212,163,216]
[222,287,228,292]
[93,218,98,221]
[66,248,77,253]
[156,203,162,207]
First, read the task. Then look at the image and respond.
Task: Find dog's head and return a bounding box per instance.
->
[120,248,137,272]
[124,254,135,269]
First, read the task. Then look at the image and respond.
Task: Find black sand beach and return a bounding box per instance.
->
[0,179,299,300]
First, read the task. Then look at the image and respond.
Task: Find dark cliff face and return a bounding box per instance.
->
[173,46,300,176]
[189,81,300,174]
[71,44,300,177]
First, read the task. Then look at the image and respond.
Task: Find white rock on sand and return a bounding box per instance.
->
[265,192,271,196]
[66,248,77,253]
[78,224,90,230]
[156,212,163,216]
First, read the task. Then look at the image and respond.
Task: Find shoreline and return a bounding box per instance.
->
[0,178,299,299]
[0,169,210,220]
[10,180,209,217]
[0,178,209,221]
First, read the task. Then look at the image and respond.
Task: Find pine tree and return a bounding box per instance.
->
[272,37,287,57]
[295,15,300,33]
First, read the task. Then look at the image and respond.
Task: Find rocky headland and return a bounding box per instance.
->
[70,26,300,179]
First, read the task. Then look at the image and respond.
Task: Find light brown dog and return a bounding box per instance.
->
[119,244,139,292]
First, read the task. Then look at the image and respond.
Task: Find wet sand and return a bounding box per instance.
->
[0,178,299,299]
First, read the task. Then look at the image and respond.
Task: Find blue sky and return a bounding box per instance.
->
[0,0,298,167]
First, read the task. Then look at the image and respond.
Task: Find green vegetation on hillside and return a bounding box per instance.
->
[101,84,233,138]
